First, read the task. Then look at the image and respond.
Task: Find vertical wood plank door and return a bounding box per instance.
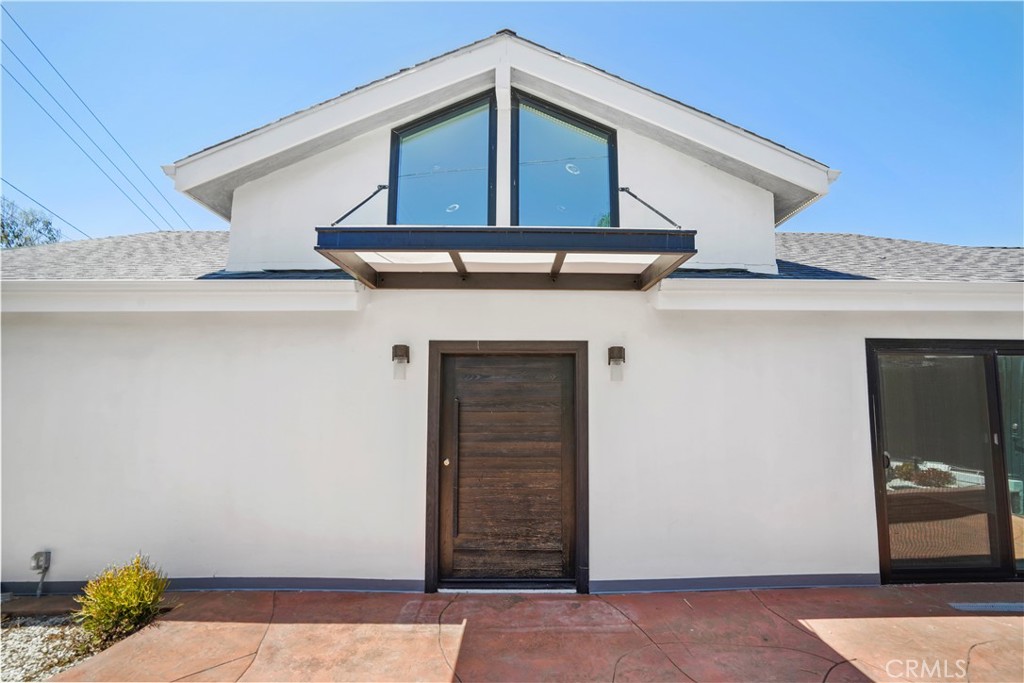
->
[438,354,575,582]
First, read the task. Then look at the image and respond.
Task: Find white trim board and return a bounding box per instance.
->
[652,279,1024,313]
[5,278,1020,315]
[1,280,367,313]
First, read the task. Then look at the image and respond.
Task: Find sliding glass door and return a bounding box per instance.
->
[997,354,1024,571]
[868,340,1023,582]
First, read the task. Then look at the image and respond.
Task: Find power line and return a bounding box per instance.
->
[2,64,164,232]
[1,178,93,240]
[1,5,194,230]
[2,40,176,230]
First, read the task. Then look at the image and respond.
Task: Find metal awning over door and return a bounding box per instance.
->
[314,226,697,291]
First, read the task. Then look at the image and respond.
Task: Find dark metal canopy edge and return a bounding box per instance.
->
[316,225,695,253]
[314,225,697,291]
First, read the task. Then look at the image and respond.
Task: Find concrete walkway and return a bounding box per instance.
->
[26,582,1023,681]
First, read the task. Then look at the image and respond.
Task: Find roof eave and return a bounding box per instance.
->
[167,31,835,224]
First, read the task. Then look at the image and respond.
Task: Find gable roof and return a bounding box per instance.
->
[3,231,1020,283]
[164,31,837,225]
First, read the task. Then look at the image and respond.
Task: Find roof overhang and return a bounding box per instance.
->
[167,32,836,225]
[315,226,697,291]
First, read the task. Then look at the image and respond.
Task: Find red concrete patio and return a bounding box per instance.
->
[20,583,1024,682]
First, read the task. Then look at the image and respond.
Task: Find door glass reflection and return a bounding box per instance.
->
[878,353,1002,570]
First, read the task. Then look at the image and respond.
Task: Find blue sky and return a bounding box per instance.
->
[1,1,1021,246]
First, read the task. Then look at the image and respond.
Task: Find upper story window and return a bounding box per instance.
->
[512,92,618,227]
[387,91,618,228]
[388,93,496,226]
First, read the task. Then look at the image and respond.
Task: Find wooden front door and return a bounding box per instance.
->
[436,352,577,586]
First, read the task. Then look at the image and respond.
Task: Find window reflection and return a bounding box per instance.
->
[878,353,1001,569]
[515,97,615,227]
[392,98,493,226]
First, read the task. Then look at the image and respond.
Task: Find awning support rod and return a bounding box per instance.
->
[550,252,567,280]
[331,184,388,226]
[449,251,468,278]
[619,187,684,230]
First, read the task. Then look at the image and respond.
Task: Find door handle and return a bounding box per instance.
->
[452,396,460,537]
[883,451,891,469]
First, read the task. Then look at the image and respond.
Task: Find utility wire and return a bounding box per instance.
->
[2,40,176,230]
[1,5,194,230]
[2,178,93,239]
[2,64,163,231]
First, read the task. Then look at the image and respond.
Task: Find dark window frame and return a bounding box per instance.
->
[865,338,1024,584]
[511,90,619,227]
[387,91,498,226]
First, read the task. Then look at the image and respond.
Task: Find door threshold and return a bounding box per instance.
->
[438,588,578,594]
[437,579,577,592]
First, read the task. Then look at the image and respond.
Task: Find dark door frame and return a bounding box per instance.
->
[425,340,589,593]
[866,338,1024,584]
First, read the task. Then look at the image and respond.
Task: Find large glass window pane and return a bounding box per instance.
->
[877,353,1003,571]
[997,355,1024,571]
[393,99,492,225]
[516,99,613,227]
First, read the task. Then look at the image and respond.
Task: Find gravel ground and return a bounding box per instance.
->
[1,615,96,682]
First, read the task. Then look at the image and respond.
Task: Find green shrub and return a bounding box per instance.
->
[913,467,956,487]
[892,461,956,487]
[74,553,169,645]
[892,462,917,481]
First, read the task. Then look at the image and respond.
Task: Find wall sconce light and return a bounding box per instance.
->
[608,346,625,381]
[392,344,410,380]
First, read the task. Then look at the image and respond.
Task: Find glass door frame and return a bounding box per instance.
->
[866,338,1024,584]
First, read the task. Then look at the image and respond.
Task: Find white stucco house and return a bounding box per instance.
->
[2,31,1022,595]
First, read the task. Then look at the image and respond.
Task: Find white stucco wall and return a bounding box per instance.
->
[616,129,775,270]
[227,129,392,272]
[225,104,776,273]
[3,288,1020,586]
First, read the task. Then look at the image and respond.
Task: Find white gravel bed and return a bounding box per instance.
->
[1,615,95,682]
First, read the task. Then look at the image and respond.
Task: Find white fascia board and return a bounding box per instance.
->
[652,279,1024,313]
[170,33,832,203]
[1,280,366,313]
[506,41,833,197]
[170,40,505,193]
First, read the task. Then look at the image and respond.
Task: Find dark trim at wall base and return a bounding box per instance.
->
[1,581,87,596]
[1,577,425,596]
[169,577,425,592]
[589,574,880,594]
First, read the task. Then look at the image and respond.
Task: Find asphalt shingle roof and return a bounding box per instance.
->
[1,230,1021,283]
[1,231,229,280]
[672,232,1024,281]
